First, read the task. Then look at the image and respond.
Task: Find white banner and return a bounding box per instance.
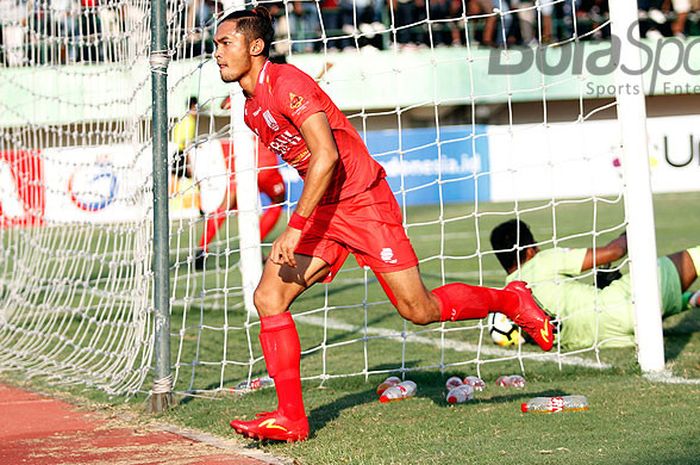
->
[488,115,700,202]
[43,144,152,224]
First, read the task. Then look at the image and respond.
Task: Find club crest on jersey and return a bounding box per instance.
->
[289,92,304,110]
[262,110,279,131]
[380,248,398,264]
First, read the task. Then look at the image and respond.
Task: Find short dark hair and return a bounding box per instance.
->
[188,96,198,109]
[219,6,274,57]
[490,219,537,271]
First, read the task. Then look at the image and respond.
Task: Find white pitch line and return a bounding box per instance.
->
[644,371,700,385]
[296,315,611,370]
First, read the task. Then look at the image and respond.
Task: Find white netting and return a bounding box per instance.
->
[0,0,154,394]
[1,0,685,395]
[166,0,638,397]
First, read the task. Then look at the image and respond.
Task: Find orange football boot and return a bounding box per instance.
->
[230,410,309,442]
[502,281,554,351]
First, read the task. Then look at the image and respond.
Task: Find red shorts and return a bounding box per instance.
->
[295,179,418,282]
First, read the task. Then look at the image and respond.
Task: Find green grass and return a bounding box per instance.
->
[2,192,700,465]
[160,192,700,464]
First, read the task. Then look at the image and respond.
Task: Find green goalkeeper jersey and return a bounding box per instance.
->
[505,248,682,350]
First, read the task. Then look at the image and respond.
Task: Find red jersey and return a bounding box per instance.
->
[244,61,385,204]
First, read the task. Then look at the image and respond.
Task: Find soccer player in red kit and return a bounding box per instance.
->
[195,139,285,270]
[214,7,554,442]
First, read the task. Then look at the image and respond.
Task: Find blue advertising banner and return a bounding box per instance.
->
[276,125,490,206]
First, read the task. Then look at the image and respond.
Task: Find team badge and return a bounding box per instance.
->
[263,110,280,131]
[289,92,304,110]
[380,248,398,264]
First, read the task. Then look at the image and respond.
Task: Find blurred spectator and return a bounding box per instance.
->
[320,0,343,49]
[576,0,610,39]
[287,0,321,53]
[471,0,513,47]
[8,0,700,66]
[426,0,463,46]
[666,0,691,37]
[637,0,691,38]
[512,0,554,44]
[338,0,384,49]
[78,0,101,62]
[49,0,79,63]
[1,0,29,66]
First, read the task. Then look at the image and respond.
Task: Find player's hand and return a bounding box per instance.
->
[610,231,628,256]
[270,227,302,267]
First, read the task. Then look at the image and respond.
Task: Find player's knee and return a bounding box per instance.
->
[253,287,287,315]
[396,299,432,326]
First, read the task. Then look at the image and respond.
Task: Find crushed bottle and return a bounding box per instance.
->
[521,395,589,413]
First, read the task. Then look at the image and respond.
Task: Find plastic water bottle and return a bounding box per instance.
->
[508,375,526,388]
[446,384,474,404]
[521,395,589,413]
[496,375,526,388]
[445,376,464,391]
[376,376,402,395]
[463,376,486,391]
[235,376,274,391]
[379,380,417,403]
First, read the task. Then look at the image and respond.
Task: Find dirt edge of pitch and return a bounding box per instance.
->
[154,421,294,465]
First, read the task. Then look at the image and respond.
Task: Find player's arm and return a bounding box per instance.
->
[580,232,627,271]
[294,112,338,217]
[270,112,338,267]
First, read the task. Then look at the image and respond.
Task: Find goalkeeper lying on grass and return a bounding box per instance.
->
[490,219,700,350]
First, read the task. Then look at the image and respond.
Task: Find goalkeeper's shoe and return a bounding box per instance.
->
[503,281,554,352]
[230,410,309,442]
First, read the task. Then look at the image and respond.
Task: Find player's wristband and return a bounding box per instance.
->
[288,212,308,231]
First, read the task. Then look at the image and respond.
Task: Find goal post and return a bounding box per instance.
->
[608,1,665,373]
[149,0,173,412]
[229,0,263,320]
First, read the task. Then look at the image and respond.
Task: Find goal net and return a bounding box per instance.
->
[0,0,676,396]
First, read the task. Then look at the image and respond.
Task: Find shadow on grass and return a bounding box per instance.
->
[307,387,377,439]
[663,309,700,363]
[305,368,572,437]
[398,371,569,408]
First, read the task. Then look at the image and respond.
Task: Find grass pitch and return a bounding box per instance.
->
[161,191,700,465]
[2,192,699,465]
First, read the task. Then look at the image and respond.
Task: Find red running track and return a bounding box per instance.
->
[0,384,276,465]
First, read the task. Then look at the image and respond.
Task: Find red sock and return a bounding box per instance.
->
[259,205,282,241]
[199,207,227,252]
[432,283,518,322]
[259,312,306,420]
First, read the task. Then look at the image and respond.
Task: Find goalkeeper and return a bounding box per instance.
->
[490,219,700,350]
[214,7,554,443]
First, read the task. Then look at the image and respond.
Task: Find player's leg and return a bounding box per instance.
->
[667,248,699,291]
[230,254,331,442]
[668,247,700,308]
[375,267,553,351]
[343,179,554,351]
[671,0,690,36]
[195,180,236,269]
